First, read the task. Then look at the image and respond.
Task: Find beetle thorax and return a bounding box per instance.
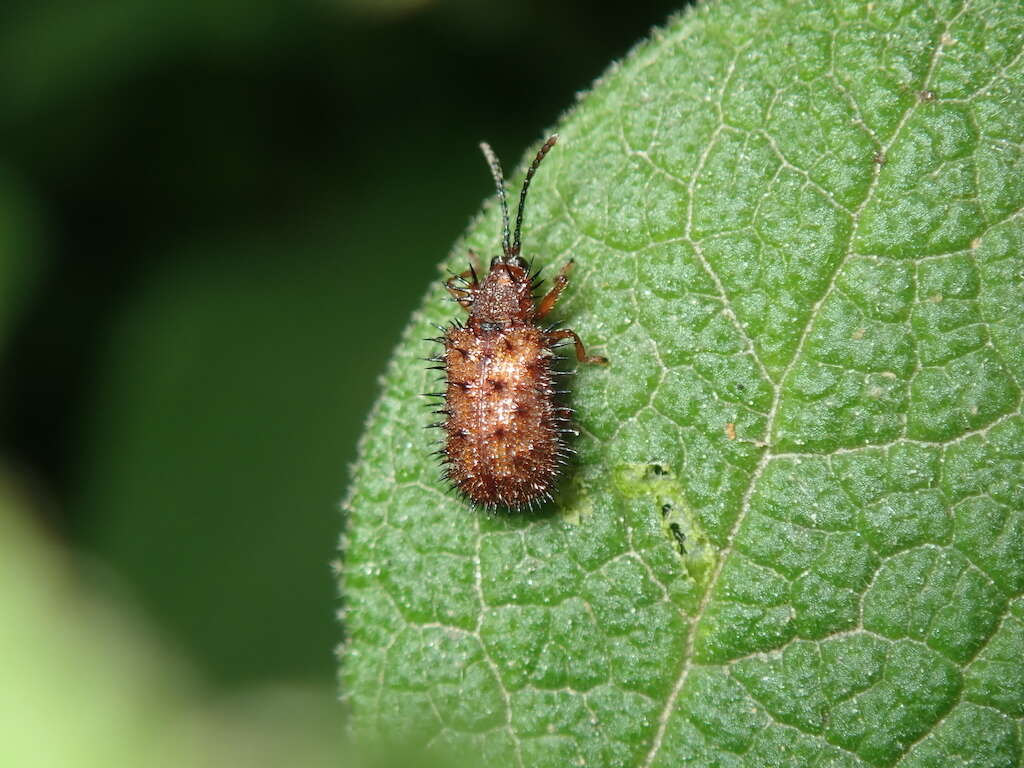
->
[469,262,533,329]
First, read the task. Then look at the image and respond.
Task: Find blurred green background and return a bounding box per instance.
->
[0,0,680,761]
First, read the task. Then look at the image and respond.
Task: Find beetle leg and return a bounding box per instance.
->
[546,328,608,365]
[445,265,479,308]
[535,259,575,319]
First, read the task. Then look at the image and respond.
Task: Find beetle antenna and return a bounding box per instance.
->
[511,134,558,258]
[480,142,512,259]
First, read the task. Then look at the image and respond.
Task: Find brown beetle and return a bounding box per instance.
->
[426,135,607,510]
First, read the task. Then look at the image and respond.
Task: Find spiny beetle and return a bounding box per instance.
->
[424,134,607,510]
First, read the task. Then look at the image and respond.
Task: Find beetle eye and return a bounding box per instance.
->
[511,255,529,270]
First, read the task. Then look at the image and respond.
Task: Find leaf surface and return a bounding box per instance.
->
[341,1,1024,765]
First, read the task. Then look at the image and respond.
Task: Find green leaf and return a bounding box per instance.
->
[340,0,1024,765]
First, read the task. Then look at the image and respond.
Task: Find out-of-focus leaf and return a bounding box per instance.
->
[0,169,43,352]
[0,468,346,768]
